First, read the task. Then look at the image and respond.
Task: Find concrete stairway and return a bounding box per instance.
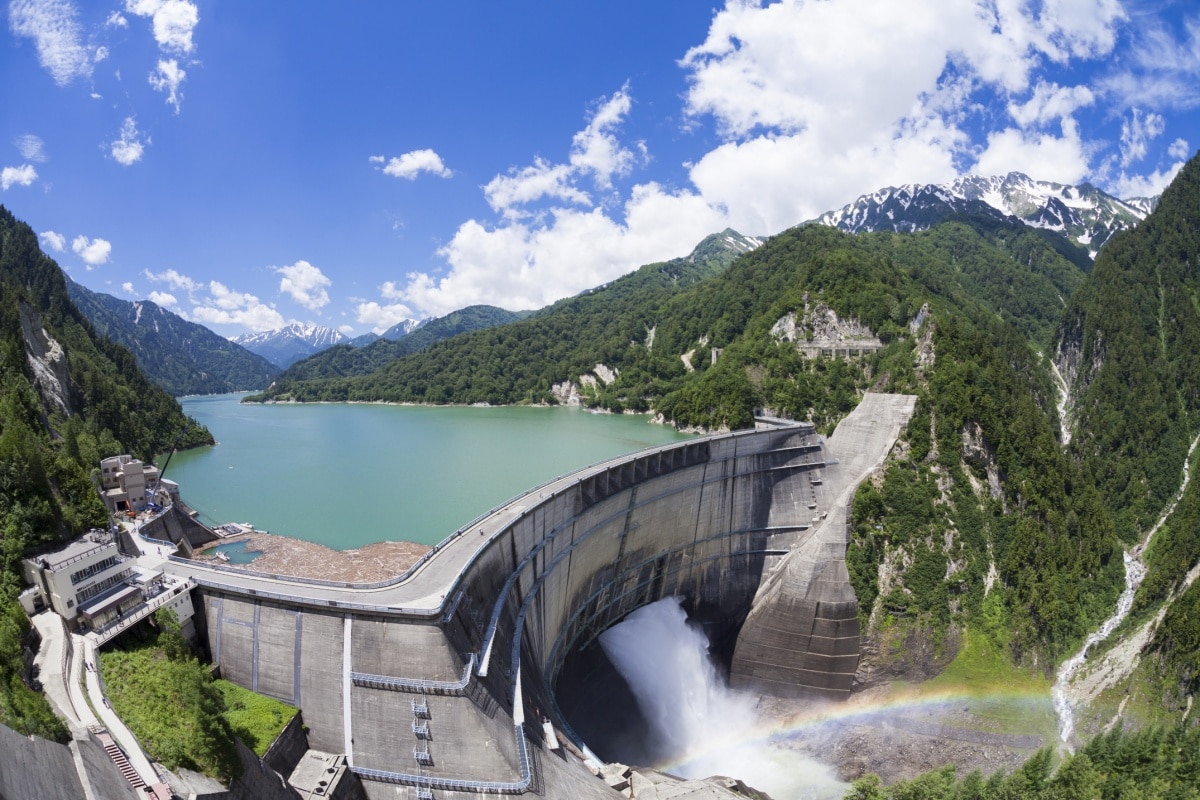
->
[92,728,146,790]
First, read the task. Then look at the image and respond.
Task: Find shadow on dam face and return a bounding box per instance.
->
[552,596,745,767]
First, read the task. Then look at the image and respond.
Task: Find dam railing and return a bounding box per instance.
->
[351,653,477,695]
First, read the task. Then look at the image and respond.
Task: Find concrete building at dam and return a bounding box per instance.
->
[147,392,915,798]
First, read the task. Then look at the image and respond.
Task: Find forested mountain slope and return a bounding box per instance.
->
[254,216,1085,424]
[1056,155,1200,540]
[1050,153,1200,716]
[249,228,759,405]
[66,279,279,396]
[0,205,212,739]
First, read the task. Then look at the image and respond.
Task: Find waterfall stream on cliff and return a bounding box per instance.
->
[1051,432,1200,747]
[1051,551,1145,746]
[599,597,845,799]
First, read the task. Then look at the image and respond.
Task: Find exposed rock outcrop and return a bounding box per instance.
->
[771,295,883,359]
[19,301,72,418]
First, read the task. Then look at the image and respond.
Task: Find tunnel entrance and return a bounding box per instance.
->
[552,597,747,767]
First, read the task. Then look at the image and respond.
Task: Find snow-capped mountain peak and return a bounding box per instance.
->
[812,173,1154,256]
[232,324,348,369]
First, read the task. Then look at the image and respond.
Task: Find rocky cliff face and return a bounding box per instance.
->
[18,301,71,418]
[770,294,884,359]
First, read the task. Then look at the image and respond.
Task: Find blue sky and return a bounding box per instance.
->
[3,1,1198,338]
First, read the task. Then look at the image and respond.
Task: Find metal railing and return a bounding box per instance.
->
[44,542,113,572]
[352,654,475,695]
[88,581,193,647]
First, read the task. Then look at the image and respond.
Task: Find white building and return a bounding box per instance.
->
[99,455,162,514]
[22,530,142,630]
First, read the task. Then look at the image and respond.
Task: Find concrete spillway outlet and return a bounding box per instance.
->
[553,600,745,768]
[556,636,657,766]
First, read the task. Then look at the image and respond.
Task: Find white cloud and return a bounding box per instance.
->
[482,87,638,217]
[1168,138,1191,161]
[1109,161,1186,199]
[1098,16,1200,112]
[94,45,108,63]
[355,300,418,334]
[106,11,128,27]
[483,158,584,214]
[1007,82,1094,128]
[1119,109,1166,168]
[400,181,728,316]
[110,117,147,165]
[1,164,38,190]
[8,0,93,85]
[373,149,453,181]
[146,270,285,331]
[149,58,186,112]
[276,260,331,310]
[144,267,201,295]
[972,118,1091,184]
[121,281,134,294]
[39,230,65,251]
[191,280,284,331]
[687,95,966,233]
[661,0,1134,232]
[14,134,46,162]
[71,235,112,267]
[125,0,199,54]
[569,87,638,188]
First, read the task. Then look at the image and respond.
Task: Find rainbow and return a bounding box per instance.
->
[657,685,1053,777]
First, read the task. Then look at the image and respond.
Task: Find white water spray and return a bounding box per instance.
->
[600,597,845,799]
[1052,432,1200,747]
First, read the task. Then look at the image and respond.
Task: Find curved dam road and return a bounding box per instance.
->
[161,393,915,798]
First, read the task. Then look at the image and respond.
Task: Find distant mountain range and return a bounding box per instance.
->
[265,305,526,385]
[232,323,350,369]
[65,279,279,396]
[811,172,1154,255]
[240,318,426,368]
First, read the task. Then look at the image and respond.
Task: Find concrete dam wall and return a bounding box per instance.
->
[176,394,915,796]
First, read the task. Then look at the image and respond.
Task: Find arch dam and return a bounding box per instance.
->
[162,392,916,798]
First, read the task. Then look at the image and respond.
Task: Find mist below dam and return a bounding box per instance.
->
[565,597,847,800]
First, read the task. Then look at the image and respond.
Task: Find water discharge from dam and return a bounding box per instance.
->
[598,598,846,800]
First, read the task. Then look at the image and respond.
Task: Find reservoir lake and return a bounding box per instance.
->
[167,394,694,550]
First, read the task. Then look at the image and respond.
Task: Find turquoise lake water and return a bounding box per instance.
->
[166,395,693,550]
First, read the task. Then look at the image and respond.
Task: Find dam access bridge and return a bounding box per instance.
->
[160,393,916,798]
